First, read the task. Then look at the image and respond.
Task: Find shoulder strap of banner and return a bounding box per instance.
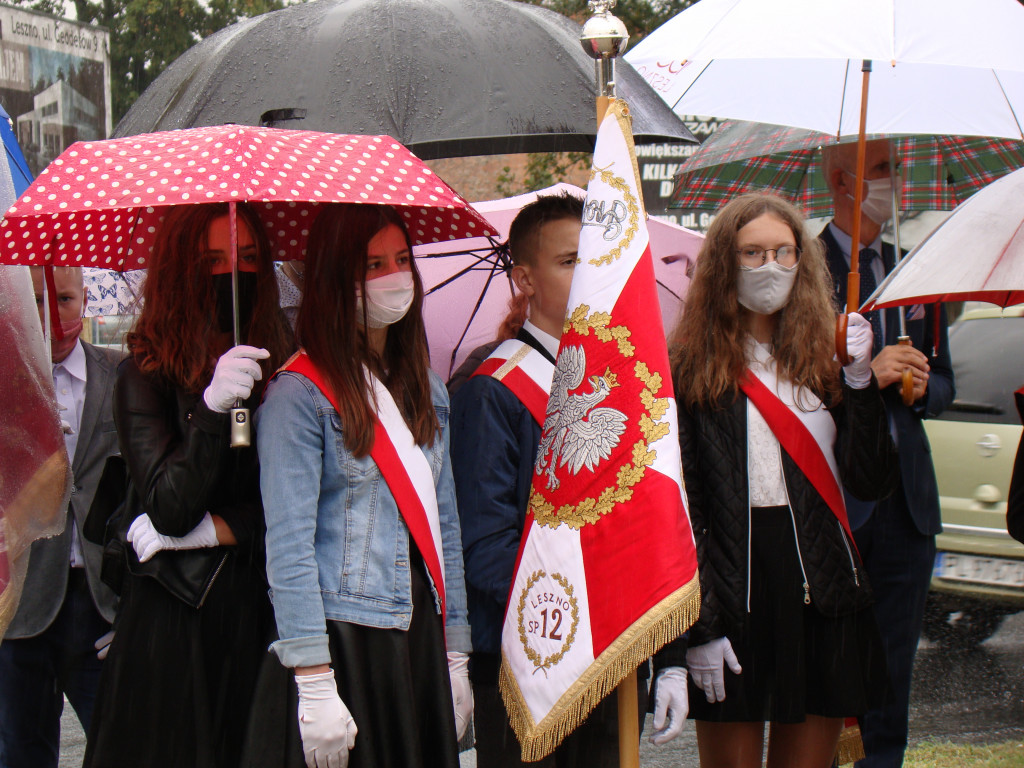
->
[281,352,446,618]
[471,340,552,426]
[738,370,855,546]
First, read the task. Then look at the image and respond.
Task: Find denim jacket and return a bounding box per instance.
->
[256,369,471,668]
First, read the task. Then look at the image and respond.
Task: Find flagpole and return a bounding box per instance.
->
[581,5,639,767]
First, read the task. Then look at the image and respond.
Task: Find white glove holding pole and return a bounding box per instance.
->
[202,345,270,413]
[296,671,358,768]
[127,512,219,563]
[447,651,473,742]
[650,666,688,745]
[686,637,742,704]
[842,312,874,390]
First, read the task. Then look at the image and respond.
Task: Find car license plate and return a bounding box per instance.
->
[934,551,1024,588]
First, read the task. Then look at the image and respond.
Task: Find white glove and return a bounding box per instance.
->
[448,651,473,742]
[127,512,219,563]
[650,666,688,745]
[296,670,358,768]
[94,630,115,660]
[686,637,742,704]
[843,312,874,390]
[202,345,270,413]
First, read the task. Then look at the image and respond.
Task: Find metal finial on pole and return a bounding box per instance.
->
[581,0,629,127]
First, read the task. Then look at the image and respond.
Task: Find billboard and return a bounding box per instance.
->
[0,3,111,176]
[637,115,723,232]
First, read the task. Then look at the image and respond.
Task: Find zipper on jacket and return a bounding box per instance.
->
[745,446,753,614]
[838,520,861,587]
[782,478,812,606]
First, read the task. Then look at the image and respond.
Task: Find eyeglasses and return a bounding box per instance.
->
[736,245,801,266]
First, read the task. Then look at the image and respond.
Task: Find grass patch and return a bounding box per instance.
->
[904,741,1024,767]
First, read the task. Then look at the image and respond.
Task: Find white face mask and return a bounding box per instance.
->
[844,171,897,226]
[736,261,797,316]
[356,271,415,328]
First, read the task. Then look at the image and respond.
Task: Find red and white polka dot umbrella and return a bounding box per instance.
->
[0,125,495,270]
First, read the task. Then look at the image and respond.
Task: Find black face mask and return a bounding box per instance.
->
[212,272,258,336]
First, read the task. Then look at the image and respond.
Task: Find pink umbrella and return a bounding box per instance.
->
[414,183,703,377]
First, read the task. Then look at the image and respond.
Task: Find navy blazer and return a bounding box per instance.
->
[820,225,955,535]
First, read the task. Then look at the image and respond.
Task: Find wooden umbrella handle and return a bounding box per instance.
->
[836,271,861,366]
[898,336,915,405]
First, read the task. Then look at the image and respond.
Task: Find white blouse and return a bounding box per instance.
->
[745,340,831,508]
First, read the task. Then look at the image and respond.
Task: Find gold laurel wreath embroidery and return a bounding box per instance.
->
[587,164,640,267]
[530,306,670,530]
[517,570,580,674]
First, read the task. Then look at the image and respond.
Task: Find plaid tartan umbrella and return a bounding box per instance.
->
[673,120,1024,217]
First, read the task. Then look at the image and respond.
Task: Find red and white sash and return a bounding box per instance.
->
[470,339,553,426]
[738,358,855,544]
[282,353,447,617]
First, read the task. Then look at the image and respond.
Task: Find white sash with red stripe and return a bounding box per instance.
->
[471,339,554,426]
[282,353,447,616]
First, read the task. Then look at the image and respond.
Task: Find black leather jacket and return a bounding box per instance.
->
[111,358,265,607]
[656,374,897,671]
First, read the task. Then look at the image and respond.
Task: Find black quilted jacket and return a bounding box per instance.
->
[655,374,898,672]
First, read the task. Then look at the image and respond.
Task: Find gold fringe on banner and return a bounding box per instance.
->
[500,573,700,762]
[835,724,866,765]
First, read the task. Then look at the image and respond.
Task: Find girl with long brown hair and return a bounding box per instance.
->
[662,193,897,767]
[254,203,471,768]
[85,202,292,768]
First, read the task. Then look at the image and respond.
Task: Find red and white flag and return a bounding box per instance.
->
[499,100,700,760]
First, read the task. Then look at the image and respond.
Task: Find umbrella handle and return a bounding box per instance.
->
[836,313,852,366]
[836,271,860,365]
[230,399,251,448]
[898,336,915,405]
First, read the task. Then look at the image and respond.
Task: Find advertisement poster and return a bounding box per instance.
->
[637,115,723,232]
[0,3,111,177]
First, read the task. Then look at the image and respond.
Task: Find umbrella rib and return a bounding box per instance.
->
[980,217,1024,290]
[669,60,714,115]
[836,59,852,140]
[447,261,510,376]
[992,70,1024,141]
[424,247,507,296]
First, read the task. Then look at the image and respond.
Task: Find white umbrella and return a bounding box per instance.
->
[626,0,1024,357]
[865,166,1024,310]
[626,0,1024,140]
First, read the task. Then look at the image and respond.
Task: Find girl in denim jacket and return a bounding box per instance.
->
[253,204,472,768]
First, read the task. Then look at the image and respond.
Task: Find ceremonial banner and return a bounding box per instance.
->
[500,99,700,760]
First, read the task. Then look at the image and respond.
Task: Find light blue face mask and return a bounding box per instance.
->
[736,261,797,315]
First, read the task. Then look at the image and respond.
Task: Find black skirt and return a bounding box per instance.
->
[243,549,459,768]
[85,550,273,768]
[689,506,890,724]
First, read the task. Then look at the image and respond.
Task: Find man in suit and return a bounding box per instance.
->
[0,266,121,768]
[820,139,955,768]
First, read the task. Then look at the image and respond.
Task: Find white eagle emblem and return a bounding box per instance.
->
[535,345,628,490]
